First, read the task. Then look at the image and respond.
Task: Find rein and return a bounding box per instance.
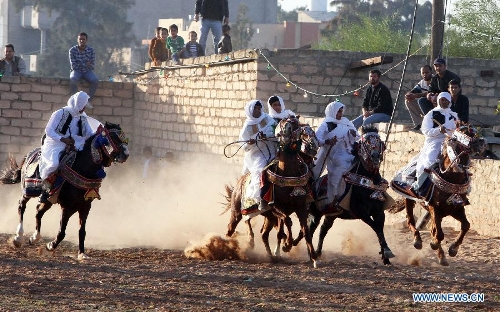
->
[223,135,277,158]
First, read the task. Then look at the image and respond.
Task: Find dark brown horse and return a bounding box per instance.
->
[390,126,486,265]
[223,117,320,267]
[0,122,129,260]
[293,126,395,265]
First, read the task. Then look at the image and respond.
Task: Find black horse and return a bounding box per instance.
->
[0,122,129,259]
[293,126,395,265]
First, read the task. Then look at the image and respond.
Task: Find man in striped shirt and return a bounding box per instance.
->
[69,32,99,106]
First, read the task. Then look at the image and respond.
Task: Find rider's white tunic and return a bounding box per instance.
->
[239,100,277,201]
[415,106,457,176]
[39,92,93,180]
[314,102,359,203]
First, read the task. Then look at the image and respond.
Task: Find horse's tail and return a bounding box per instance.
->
[0,155,22,185]
[220,184,234,215]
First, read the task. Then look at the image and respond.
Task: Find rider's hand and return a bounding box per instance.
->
[439,125,447,134]
[61,137,75,145]
[248,139,256,145]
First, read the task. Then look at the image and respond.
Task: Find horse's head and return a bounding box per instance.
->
[94,122,130,166]
[276,117,302,154]
[441,125,486,172]
[298,124,319,158]
[357,126,385,172]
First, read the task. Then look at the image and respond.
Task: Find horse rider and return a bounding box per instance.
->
[267,95,296,124]
[239,99,277,211]
[39,91,94,198]
[410,91,457,197]
[313,101,360,215]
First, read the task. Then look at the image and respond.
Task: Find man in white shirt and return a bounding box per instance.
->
[404,65,432,130]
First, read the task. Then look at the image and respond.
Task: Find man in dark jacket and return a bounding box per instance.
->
[0,44,27,76]
[418,58,461,115]
[448,79,469,125]
[194,0,229,55]
[352,69,394,129]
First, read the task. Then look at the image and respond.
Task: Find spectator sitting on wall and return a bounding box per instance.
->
[69,32,99,105]
[0,43,27,77]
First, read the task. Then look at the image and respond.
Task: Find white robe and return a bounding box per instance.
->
[415,106,457,176]
[313,102,360,202]
[39,92,94,180]
[239,100,277,201]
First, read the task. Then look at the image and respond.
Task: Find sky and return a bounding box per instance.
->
[279,0,324,12]
[279,0,460,13]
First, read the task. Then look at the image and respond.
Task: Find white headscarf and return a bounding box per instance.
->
[243,100,266,126]
[434,92,457,117]
[66,91,90,117]
[267,95,289,119]
[324,101,356,128]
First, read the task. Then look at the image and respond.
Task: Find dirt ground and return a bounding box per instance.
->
[1,227,499,311]
[0,159,499,311]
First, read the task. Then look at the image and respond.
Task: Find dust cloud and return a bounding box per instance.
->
[0,153,415,264]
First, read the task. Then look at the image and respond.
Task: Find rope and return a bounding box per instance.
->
[384,0,420,149]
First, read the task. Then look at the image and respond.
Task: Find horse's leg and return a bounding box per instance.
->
[281,216,293,253]
[428,209,448,266]
[12,195,30,247]
[448,207,470,257]
[292,204,321,247]
[244,219,255,249]
[296,208,319,267]
[29,200,53,245]
[371,207,395,265]
[316,216,334,258]
[274,217,284,257]
[260,214,276,260]
[77,206,91,260]
[46,207,74,252]
[405,198,422,249]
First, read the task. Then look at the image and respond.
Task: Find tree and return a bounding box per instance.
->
[232,3,254,50]
[14,0,137,78]
[445,0,500,59]
[324,0,431,37]
[316,15,417,54]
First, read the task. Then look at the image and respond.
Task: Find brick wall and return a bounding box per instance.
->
[0,49,498,236]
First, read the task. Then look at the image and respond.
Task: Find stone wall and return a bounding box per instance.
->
[0,49,498,236]
[0,75,134,162]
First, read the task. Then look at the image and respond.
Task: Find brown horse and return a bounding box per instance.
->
[390,126,486,266]
[0,122,129,259]
[223,117,320,267]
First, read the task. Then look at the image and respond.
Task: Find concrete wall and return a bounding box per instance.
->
[0,49,498,236]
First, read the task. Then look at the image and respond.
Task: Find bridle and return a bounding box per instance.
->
[440,126,484,174]
[358,131,385,173]
[91,124,129,165]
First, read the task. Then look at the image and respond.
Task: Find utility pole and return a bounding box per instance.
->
[431,0,445,60]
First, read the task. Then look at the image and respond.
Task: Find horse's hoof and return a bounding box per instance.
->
[29,233,41,245]
[313,259,320,268]
[439,258,449,266]
[282,244,292,253]
[383,258,392,265]
[46,241,55,251]
[413,238,423,250]
[430,242,440,250]
[383,248,395,259]
[448,244,459,257]
[78,253,90,260]
[12,236,22,248]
